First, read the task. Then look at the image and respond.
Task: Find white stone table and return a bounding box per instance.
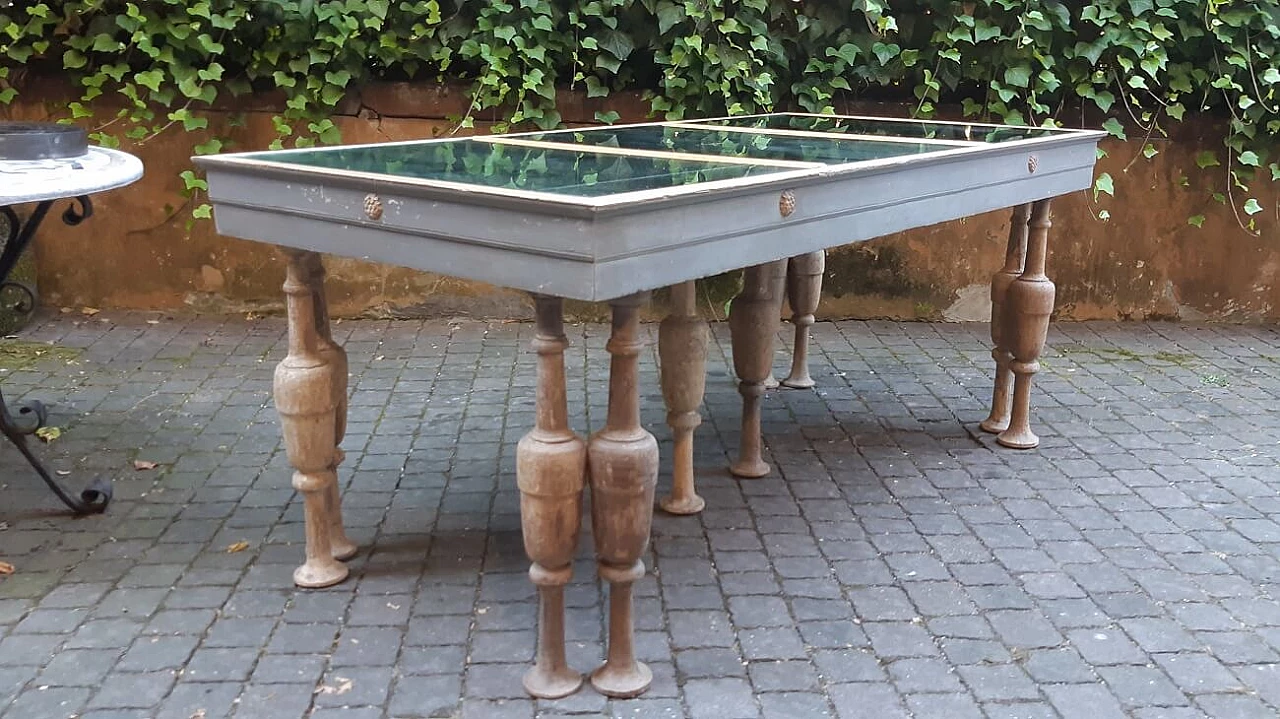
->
[1,140,142,514]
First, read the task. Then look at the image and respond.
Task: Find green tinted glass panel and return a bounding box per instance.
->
[697,114,1063,142]
[240,139,789,197]
[520,126,943,165]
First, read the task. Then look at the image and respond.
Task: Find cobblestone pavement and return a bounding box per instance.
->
[2,312,1280,719]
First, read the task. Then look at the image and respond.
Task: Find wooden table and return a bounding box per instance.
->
[196,113,1104,699]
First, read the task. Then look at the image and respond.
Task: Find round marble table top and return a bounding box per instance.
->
[0,147,143,206]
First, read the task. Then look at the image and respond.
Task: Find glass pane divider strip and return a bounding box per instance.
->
[667,122,979,147]
[474,136,824,169]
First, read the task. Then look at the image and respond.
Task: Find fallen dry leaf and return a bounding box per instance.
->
[34,426,61,443]
[189,710,206,719]
[225,541,250,554]
[55,470,71,476]
[133,460,159,471]
[80,307,100,316]
[315,677,353,696]
[0,562,14,576]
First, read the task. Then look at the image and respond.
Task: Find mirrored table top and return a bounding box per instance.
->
[203,113,1102,206]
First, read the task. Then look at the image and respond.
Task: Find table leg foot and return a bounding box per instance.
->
[781,250,824,390]
[981,204,1030,434]
[524,576,582,698]
[729,261,786,479]
[658,281,707,515]
[996,199,1054,450]
[276,250,348,588]
[590,561,652,698]
[589,294,657,699]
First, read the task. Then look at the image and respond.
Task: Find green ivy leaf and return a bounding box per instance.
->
[1101,117,1126,140]
[1093,172,1115,200]
[179,170,208,191]
[134,70,164,93]
[1196,152,1220,169]
[872,42,899,66]
[1003,65,1032,88]
[1243,198,1263,215]
[1239,151,1260,167]
[1188,214,1205,228]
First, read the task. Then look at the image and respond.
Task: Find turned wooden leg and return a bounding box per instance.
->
[658,281,708,516]
[275,250,347,588]
[305,253,357,561]
[517,296,586,699]
[998,199,1055,450]
[980,205,1030,434]
[782,250,825,389]
[729,260,787,479]
[588,293,658,698]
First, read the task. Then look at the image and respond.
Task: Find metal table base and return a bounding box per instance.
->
[1,197,112,514]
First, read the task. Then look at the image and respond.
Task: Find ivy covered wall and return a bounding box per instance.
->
[2,0,1277,226]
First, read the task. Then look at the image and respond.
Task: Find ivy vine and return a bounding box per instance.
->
[0,0,1276,231]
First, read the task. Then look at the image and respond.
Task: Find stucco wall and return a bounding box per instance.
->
[5,79,1276,322]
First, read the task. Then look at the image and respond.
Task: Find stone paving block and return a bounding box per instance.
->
[683,677,758,719]
[903,692,983,719]
[232,682,315,719]
[758,691,832,719]
[116,635,200,672]
[675,648,747,679]
[748,659,819,692]
[1097,663,1189,708]
[956,663,1040,702]
[827,682,908,719]
[5,686,91,718]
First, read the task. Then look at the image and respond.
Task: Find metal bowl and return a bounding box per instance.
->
[0,122,89,161]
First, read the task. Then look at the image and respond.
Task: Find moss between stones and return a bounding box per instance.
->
[0,340,80,371]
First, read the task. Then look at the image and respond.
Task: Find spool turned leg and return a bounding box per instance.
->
[782,250,825,389]
[998,199,1055,450]
[588,293,658,698]
[305,253,357,561]
[729,260,787,479]
[659,281,708,515]
[980,205,1030,434]
[518,295,586,698]
[275,250,347,588]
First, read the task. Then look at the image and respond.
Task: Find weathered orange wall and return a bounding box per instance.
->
[5,79,1276,322]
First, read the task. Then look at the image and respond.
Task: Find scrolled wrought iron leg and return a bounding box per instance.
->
[0,389,110,514]
[0,197,110,514]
